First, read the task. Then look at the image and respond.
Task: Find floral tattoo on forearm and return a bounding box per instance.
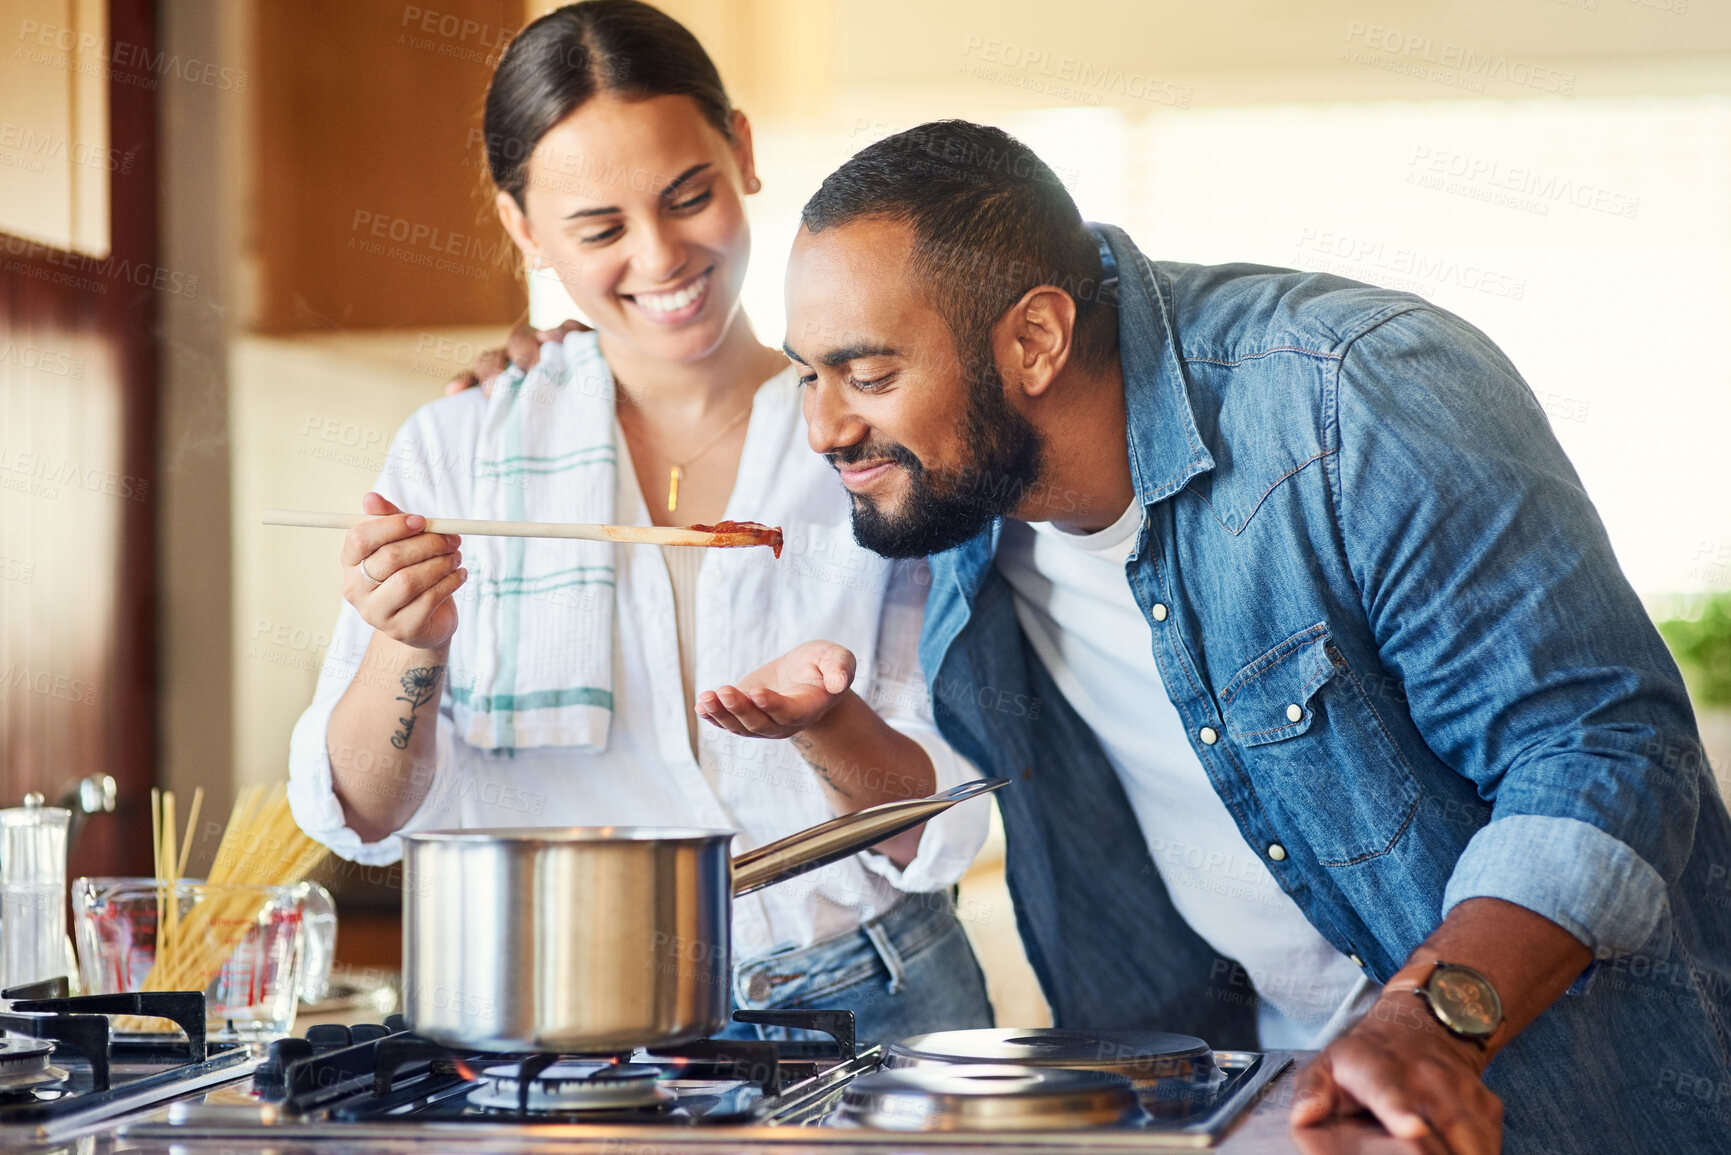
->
[390,665,443,750]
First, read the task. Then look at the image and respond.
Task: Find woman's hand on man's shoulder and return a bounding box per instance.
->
[444,318,590,397]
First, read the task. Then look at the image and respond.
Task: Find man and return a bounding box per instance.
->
[780,120,1730,1154]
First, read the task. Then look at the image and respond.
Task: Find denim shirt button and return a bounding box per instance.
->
[1266,843,1288,862]
[1286,703,1303,723]
[1349,953,1365,967]
[1151,602,1169,622]
[1198,726,1218,745]
[746,972,773,1002]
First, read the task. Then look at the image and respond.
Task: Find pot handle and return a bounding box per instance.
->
[729,777,1010,896]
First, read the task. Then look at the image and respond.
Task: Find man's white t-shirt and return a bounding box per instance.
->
[996,501,1377,1047]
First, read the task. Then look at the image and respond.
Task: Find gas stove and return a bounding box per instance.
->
[0,982,1290,1150]
[112,1014,1288,1149]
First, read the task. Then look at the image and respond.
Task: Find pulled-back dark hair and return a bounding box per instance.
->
[802,121,1116,377]
[485,0,733,207]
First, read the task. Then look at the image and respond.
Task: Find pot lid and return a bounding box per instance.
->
[837,1064,1140,1131]
[884,1027,1219,1084]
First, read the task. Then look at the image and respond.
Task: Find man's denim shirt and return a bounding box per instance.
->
[920,226,1731,1110]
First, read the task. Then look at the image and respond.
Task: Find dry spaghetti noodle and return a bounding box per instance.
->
[119,782,326,1029]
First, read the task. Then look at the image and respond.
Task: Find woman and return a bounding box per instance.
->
[287,0,993,1045]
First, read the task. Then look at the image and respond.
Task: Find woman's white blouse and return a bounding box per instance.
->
[287,366,989,957]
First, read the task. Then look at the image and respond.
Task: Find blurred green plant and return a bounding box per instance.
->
[1658,593,1731,707]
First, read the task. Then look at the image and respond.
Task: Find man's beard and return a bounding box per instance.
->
[836,362,1044,559]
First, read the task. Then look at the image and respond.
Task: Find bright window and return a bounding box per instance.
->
[537,97,1731,598]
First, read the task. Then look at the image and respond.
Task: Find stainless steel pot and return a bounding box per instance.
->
[402,778,1007,1052]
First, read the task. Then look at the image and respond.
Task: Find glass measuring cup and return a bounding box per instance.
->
[73,876,336,1039]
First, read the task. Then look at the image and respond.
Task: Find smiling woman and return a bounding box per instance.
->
[287,0,996,1049]
[484,10,756,376]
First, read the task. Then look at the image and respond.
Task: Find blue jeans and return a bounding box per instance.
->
[723,890,994,1047]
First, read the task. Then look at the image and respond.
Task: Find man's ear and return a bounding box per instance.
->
[495,189,540,267]
[997,285,1078,400]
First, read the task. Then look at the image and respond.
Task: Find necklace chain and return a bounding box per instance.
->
[617,385,753,513]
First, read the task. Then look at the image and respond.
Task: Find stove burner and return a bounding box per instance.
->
[467,1061,670,1113]
[885,1027,1221,1086]
[0,1037,55,1063]
[837,1063,1142,1131]
[0,1035,68,1094]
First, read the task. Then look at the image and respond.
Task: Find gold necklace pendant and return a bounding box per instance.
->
[626,397,751,517]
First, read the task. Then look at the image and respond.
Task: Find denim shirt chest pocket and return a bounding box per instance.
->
[1219,623,1422,866]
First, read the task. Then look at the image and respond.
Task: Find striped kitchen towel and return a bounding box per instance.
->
[446,331,619,751]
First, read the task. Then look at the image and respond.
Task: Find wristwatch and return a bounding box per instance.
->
[1411,961,1504,1048]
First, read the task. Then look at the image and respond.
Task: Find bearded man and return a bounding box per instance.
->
[779,119,1731,1155]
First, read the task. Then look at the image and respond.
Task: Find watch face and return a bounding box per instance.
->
[1427,966,1502,1037]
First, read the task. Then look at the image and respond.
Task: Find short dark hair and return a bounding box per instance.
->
[801,120,1117,378]
[485,0,733,208]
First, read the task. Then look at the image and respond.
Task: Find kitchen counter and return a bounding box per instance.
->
[1215,1061,1428,1154]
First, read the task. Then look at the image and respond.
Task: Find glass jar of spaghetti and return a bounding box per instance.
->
[71,877,336,1040]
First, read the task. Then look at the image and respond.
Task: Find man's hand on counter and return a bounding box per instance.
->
[1290,896,1593,1154]
[1290,989,1499,1154]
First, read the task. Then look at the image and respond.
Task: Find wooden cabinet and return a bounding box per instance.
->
[0,0,154,879]
[250,0,526,331]
[0,0,111,257]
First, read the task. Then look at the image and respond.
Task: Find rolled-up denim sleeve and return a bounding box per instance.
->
[1441,815,1669,956]
[1334,306,1701,958]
